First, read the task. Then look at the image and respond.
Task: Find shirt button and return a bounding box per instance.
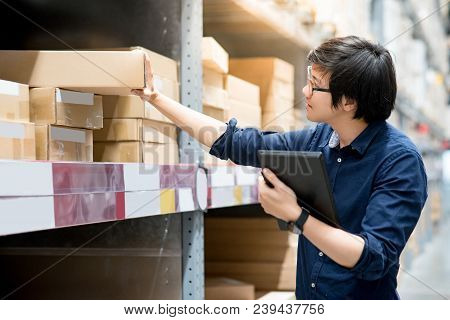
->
[337,157,342,163]
[311,283,316,288]
[319,252,323,257]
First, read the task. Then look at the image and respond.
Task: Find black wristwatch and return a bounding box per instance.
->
[287,207,310,235]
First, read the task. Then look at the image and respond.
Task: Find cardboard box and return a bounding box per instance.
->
[35,125,93,161]
[102,95,172,123]
[203,85,229,109]
[0,120,35,160]
[263,94,294,113]
[229,99,261,128]
[205,244,298,263]
[94,119,177,144]
[262,110,296,132]
[202,37,229,74]
[0,79,30,122]
[203,68,224,88]
[206,229,298,247]
[205,277,255,300]
[234,76,294,106]
[0,48,178,96]
[203,105,229,122]
[30,88,103,129]
[206,217,280,231]
[94,141,179,164]
[206,262,296,290]
[224,75,260,106]
[229,57,294,83]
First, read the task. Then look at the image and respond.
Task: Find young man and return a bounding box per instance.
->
[132,36,428,299]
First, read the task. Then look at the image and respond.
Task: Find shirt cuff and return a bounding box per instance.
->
[350,232,386,280]
[209,117,238,160]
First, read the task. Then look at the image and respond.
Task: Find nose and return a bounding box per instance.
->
[302,84,312,99]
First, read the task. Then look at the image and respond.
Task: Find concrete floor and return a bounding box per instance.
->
[398,219,450,300]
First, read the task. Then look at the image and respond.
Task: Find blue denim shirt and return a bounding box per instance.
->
[209,118,428,299]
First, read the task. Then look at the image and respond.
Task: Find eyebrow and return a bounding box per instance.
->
[311,74,321,84]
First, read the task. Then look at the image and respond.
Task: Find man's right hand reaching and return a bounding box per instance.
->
[131,53,159,103]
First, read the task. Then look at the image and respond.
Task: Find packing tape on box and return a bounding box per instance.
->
[56,88,94,105]
[0,121,26,139]
[0,80,20,96]
[51,126,86,143]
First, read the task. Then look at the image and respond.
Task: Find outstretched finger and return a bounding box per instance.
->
[144,53,154,90]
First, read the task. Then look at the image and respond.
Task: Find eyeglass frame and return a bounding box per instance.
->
[307,66,331,95]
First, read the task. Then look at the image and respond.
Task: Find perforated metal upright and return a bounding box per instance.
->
[179,0,205,299]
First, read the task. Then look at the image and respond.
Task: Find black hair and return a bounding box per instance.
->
[307,35,396,123]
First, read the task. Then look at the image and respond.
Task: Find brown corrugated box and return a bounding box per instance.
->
[262,110,296,132]
[203,105,229,122]
[35,125,93,161]
[30,88,103,129]
[236,77,294,106]
[202,37,229,74]
[205,217,298,291]
[228,99,261,128]
[205,277,255,300]
[224,75,260,106]
[102,95,172,123]
[203,68,224,88]
[206,262,296,291]
[0,79,30,122]
[229,57,294,83]
[0,120,35,160]
[203,85,229,109]
[94,119,177,144]
[94,141,179,164]
[0,47,178,96]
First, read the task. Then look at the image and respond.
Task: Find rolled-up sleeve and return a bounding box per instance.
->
[351,149,428,280]
[209,118,317,167]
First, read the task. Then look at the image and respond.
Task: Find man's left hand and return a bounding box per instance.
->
[258,168,302,222]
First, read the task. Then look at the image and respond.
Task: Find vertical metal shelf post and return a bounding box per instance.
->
[180,0,205,299]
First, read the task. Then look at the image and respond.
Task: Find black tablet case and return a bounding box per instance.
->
[258,150,340,228]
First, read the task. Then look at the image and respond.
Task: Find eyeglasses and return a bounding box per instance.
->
[307,66,331,96]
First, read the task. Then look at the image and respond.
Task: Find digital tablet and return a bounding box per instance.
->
[257,150,340,228]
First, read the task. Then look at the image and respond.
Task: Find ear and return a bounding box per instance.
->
[341,96,357,112]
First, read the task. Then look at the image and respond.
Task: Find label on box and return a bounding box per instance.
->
[50,126,86,143]
[56,88,94,105]
[0,79,20,97]
[0,121,25,139]
[153,75,164,92]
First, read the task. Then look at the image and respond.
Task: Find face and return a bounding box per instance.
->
[302,64,343,124]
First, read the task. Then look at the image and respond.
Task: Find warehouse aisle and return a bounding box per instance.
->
[398,218,450,300]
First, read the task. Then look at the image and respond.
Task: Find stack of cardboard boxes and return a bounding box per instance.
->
[0,79,35,160]
[201,37,262,165]
[30,87,102,161]
[94,49,180,164]
[230,57,297,132]
[0,48,180,164]
[205,216,298,296]
[205,277,255,300]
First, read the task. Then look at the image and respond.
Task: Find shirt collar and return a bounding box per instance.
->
[326,121,386,155]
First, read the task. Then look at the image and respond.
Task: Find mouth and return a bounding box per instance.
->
[306,103,312,110]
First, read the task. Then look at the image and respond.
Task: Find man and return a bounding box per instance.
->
[132,36,428,299]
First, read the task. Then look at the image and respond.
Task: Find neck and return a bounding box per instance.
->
[329,117,369,148]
